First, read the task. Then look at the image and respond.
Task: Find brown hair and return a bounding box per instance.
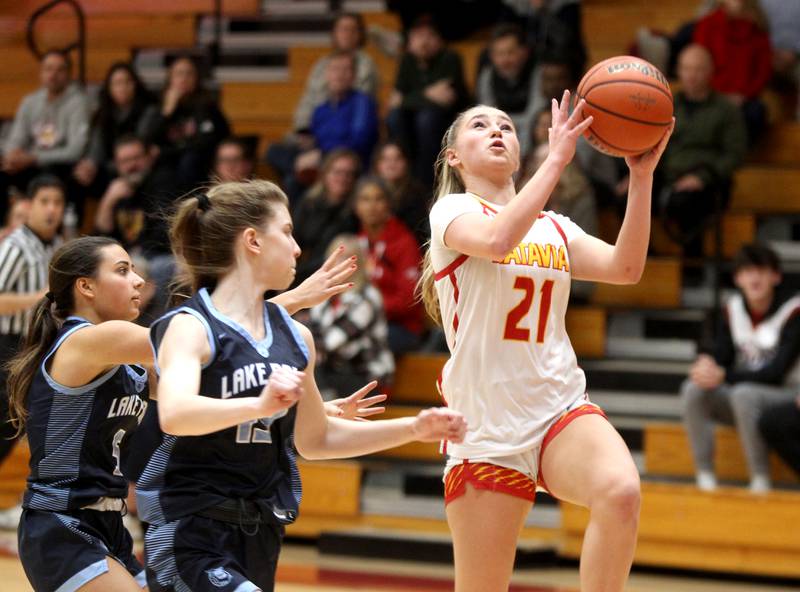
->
[416,107,475,325]
[169,180,289,298]
[5,236,120,435]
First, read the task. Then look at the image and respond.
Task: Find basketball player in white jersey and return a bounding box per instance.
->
[418,93,673,591]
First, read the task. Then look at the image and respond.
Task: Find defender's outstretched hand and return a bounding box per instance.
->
[325,380,388,421]
[294,246,357,308]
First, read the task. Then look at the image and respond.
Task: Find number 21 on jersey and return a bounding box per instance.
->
[503,276,554,343]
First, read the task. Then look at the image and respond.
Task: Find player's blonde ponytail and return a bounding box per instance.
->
[416,109,471,325]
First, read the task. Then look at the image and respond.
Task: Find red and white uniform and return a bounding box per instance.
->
[430,192,588,460]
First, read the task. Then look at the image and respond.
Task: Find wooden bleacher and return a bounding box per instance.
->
[702,212,756,259]
[730,167,800,214]
[644,421,798,484]
[2,0,259,17]
[0,442,29,509]
[0,8,201,120]
[555,422,800,579]
[581,0,698,64]
[561,481,800,578]
[590,258,682,308]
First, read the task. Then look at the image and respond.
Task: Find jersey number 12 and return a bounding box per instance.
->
[503,277,554,343]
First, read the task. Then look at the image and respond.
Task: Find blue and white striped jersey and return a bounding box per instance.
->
[23,316,148,511]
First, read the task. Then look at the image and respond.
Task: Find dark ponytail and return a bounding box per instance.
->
[5,236,119,435]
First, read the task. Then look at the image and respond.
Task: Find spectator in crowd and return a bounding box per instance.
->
[0,50,89,221]
[760,0,800,120]
[266,12,378,202]
[93,135,180,316]
[476,23,541,157]
[72,62,158,192]
[681,244,800,493]
[212,137,254,182]
[151,56,230,191]
[309,235,395,400]
[268,52,378,203]
[310,51,379,165]
[293,12,379,133]
[388,16,469,187]
[759,393,800,480]
[372,140,431,245]
[656,44,747,254]
[692,0,771,143]
[0,175,65,526]
[353,178,424,354]
[293,149,360,283]
[535,52,575,109]
[497,0,587,81]
[0,195,30,242]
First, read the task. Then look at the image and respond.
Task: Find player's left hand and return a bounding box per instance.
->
[324,381,387,421]
[411,408,467,443]
[625,117,675,175]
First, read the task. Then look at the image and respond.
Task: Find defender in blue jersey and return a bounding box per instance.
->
[4,227,378,592]
[144,180,466,591]
[6,236,153,592]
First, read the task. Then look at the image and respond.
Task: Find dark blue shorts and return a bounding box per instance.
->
[18,507,145,591]
[145,514,283,592]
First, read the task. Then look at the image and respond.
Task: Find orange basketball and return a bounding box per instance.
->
[576,56,673,157]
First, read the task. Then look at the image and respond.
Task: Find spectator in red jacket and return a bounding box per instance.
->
[354,178,424,355]
[693,0,771,143]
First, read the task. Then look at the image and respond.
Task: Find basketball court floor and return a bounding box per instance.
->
[1,541,797,591]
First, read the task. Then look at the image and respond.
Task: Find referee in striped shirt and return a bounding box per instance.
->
[0,175,64,465]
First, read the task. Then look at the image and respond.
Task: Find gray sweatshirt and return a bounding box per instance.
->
[5,83,90,166]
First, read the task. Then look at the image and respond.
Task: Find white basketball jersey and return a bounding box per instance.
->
[429,192,587,458]
[727,292,800,385]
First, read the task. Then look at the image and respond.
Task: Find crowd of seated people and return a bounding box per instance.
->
[0,3,799,487]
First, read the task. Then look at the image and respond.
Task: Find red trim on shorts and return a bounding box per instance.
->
[536,403,608,493]
[444,461,536,505]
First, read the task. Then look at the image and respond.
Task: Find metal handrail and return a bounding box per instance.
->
[26,0,86,85]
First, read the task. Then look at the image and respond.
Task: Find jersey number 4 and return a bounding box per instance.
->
[503,277,554,343]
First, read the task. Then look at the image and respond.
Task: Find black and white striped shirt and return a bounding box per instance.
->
[0,226,60,335]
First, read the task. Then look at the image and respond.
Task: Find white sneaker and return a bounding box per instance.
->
[0,505,23,530]
[696,471,717,491]
[749,475,771,494]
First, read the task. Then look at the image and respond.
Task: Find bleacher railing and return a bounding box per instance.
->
[26,0,86,85]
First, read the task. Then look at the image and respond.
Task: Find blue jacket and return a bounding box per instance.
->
[311,90,378,166]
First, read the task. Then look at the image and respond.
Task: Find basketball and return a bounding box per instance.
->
[576,56,673,157]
